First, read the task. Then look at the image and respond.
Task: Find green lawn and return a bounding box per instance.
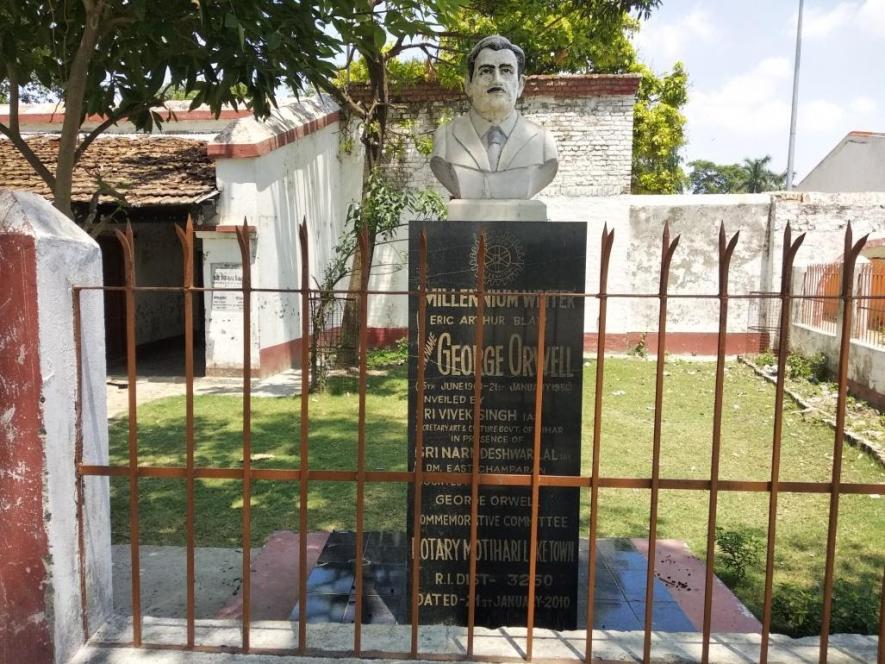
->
[109,358,884,635]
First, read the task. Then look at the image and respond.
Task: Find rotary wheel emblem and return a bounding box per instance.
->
[469,231,525,288]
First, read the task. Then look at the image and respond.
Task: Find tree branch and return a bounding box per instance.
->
[386,35,407,60]
[74,101,158,164]
[0,120,57,189]
[395,42,459,55]
[314,78,366,119]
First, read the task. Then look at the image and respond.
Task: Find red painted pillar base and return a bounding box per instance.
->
[0,232,52,661]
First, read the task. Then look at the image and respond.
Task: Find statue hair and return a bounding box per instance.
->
[466,35,526,79]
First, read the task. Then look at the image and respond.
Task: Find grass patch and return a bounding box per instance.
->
[110,358,883,635]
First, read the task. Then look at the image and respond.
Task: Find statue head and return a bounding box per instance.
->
[464,35,526,123]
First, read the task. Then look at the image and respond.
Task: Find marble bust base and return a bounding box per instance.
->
[447,199,547,222]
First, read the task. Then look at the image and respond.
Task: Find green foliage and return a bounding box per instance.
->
[366,337,409,369]
[686,159,746,194]
[435,1,660,75]
[787,351,829,382]
[0,0,341,217]
[715,527,762,583]
[771,579,881,637]
[0,1,339,128]
[755,350,777,367]
[338,51,430,89]
[687,155,786,194]
[740,155,786,193]
[630,61,688,194]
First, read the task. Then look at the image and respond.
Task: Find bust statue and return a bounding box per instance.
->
[430,35,558,201]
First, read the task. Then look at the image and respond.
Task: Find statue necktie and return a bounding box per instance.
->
[486,125,506,170]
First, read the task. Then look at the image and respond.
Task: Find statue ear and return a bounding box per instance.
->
[517,75,526,97]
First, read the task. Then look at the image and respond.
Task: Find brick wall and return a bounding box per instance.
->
[347,74,639,198]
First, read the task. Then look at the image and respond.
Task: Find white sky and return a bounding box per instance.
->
[632,0,885,180]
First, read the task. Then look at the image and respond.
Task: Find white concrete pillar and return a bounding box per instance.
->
[0,190,112,663]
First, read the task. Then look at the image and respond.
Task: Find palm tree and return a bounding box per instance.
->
[740,156,786,193]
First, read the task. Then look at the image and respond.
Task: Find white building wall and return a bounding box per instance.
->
[207,100,363,374]
[797,133,885,193]
[368,193,885,347]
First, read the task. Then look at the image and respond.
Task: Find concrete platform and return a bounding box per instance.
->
[71,617,879,663]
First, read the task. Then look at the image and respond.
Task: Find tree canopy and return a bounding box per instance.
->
[0,0,340,220]
[341,0,687,194]
[687,156,786,194]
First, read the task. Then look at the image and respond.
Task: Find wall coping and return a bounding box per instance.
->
[208,97,340,160]
[0,100,253,127]
[348,74,641,104]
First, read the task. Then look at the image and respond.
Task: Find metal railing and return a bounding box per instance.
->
[796,264,840,335]
[853,262,885,348]
[72,220,885,664]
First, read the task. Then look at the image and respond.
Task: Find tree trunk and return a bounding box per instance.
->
[336,51,388,367]
[54,2,104,219]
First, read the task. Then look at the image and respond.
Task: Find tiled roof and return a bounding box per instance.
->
[0,135,217,207]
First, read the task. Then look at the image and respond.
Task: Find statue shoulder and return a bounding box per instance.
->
[432,113,471,157]
[515,114,551,136]
[518,115,557,159]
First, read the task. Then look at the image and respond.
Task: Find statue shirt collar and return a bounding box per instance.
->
[469,109,519,140]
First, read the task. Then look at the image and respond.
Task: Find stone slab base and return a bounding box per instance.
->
[447,199,548,222]
[74,616,878,663]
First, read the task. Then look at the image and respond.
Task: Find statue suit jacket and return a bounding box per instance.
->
[430,112,558,199]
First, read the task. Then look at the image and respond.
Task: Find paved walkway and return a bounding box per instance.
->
[106,369,304,418]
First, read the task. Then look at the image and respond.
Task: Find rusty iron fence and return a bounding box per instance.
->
[746,291,782,352]
[853,263,885,348]
[797,261,885,350]
[796,264,841,335]
[72,220,885,664]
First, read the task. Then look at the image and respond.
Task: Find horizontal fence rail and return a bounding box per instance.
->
[73,219,884,664]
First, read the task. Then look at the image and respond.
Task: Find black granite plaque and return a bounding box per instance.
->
[407,220,586,630]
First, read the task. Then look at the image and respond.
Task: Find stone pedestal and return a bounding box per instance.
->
[447,199,547,222]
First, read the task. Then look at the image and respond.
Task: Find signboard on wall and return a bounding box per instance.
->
[210,263,243,313]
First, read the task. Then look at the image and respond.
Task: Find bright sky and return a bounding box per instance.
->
[632,0,885,181]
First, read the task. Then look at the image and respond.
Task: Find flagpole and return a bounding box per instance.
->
[786,0,804,189]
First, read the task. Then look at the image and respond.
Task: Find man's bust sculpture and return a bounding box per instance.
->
[431,35,558,201]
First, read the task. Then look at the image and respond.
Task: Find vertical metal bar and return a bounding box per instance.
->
[354,228,371,654]
[410,231,429,657]
[878,565,885,664]
[235,222,253,652]
[586,225,615,663]
[819,224,868,663]
[701,225,739,664]
[174,217,196,648]
[466,233,487,657]
[525,294,547,661]
[73,288,89,641]
[114,223,141,646]
[760,225,805,664]
[298,220,310,654]
[643,223,679,664]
